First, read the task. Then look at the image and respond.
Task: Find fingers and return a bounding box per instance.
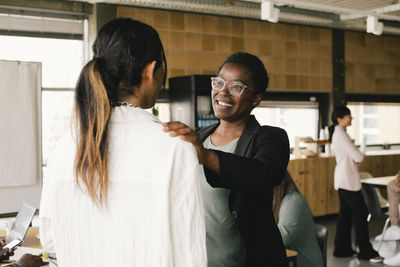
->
[163,121,196,140]
[0,239,6,247]
[169,126,194,137]
[162,121,188,132]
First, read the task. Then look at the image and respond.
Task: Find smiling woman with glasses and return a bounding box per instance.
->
[163,52,290,267]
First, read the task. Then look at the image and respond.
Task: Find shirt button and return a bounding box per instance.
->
[232,211,238,218]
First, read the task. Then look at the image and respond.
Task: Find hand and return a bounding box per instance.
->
[0,239,15,262]
[162,121,200,144]
[19,254,49,267]
[162,121,207,164]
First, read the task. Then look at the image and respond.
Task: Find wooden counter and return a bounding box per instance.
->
[288,154,400,217]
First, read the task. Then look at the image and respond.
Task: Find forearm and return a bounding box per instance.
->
[199,147,220,174]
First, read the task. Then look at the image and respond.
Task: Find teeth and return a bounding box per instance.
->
[217,100,233,107]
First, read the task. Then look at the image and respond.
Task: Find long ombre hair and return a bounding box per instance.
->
[272,171,299,224]
[74,18,166,205]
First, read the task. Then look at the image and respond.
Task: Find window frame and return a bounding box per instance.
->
[346,93,400,147]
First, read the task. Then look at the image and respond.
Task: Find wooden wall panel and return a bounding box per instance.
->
[117,6,332,92]
[345,32,400,94]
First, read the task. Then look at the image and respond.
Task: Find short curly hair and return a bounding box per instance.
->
[218,52,269,95]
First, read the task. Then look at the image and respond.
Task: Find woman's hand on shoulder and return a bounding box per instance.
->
[162,121,210,165]
[162,121,199,145]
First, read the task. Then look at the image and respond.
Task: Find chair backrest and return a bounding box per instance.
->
[361,183,388,221]
[315,224,328,267]
[360,171,388,207]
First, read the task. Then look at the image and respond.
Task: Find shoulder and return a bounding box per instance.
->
[259,125,288,136]
[281,190,309,212]
[255,125,289,144]
[332,125,348,141]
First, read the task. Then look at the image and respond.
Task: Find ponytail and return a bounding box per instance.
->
[74,58,111,205]
[72,18,167,206]
[328,124,335,143]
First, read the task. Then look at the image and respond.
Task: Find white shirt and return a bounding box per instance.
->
[39,106,207,267]
[331,125,364,191]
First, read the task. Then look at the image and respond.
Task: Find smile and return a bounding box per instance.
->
[217,100,233,107]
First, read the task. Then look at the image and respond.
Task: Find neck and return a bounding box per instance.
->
[124,94,143,108]
[216,117,249,138]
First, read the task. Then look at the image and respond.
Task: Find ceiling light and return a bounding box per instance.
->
[366,15,383,35]
[261,1,280,23]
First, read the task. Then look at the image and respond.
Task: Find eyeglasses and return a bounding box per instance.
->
[211,77,256,96]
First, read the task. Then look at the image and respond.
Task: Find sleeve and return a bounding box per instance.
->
[169,143,207,267]
[38,176,56,253]
[277,192,307,246]
[3,262,28,267]
[204,127,290,190]
[335,127,364,163]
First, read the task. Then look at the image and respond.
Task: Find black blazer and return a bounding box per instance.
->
[199,115,290,267]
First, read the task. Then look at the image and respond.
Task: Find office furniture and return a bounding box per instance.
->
[316,224,328,267]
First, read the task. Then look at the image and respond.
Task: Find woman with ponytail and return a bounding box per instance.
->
[39,18,206,267]
[330,106,382,262]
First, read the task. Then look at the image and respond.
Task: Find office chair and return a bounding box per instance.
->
[316,224,328,267]
[361,183,390,252]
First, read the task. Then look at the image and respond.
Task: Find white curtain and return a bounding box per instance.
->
[0,60,41,187]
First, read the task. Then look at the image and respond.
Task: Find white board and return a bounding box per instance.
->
[0,60,42,213]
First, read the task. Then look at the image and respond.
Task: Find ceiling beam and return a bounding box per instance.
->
[340,3,400,21]
[273,0,400,22]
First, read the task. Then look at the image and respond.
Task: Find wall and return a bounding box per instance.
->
[345,32,400,94]
[117,6,333,92]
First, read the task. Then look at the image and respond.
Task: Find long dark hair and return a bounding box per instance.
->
[272,171,299,224]
[74,18,166,205]
[328,105,351,142]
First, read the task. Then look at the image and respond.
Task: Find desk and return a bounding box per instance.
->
[0,227,41,249]
[361,175,397,189]
[286,249,298,267]
[2,228,297,266]
[0,227,42,266]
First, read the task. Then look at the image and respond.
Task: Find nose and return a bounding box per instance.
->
[218,83,231,96]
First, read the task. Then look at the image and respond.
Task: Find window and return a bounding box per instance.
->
[0,35,83,88]
[348,102,400,145]
[0,31,84,164]
[251,101,319,147]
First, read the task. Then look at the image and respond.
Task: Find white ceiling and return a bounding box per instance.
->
[87,0,400,35]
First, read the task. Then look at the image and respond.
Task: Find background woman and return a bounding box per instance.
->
[272,171,323,267]
[0,242,47,267]
[329,105,382,262]
[163,52,290,267]
[39,18,206,267]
